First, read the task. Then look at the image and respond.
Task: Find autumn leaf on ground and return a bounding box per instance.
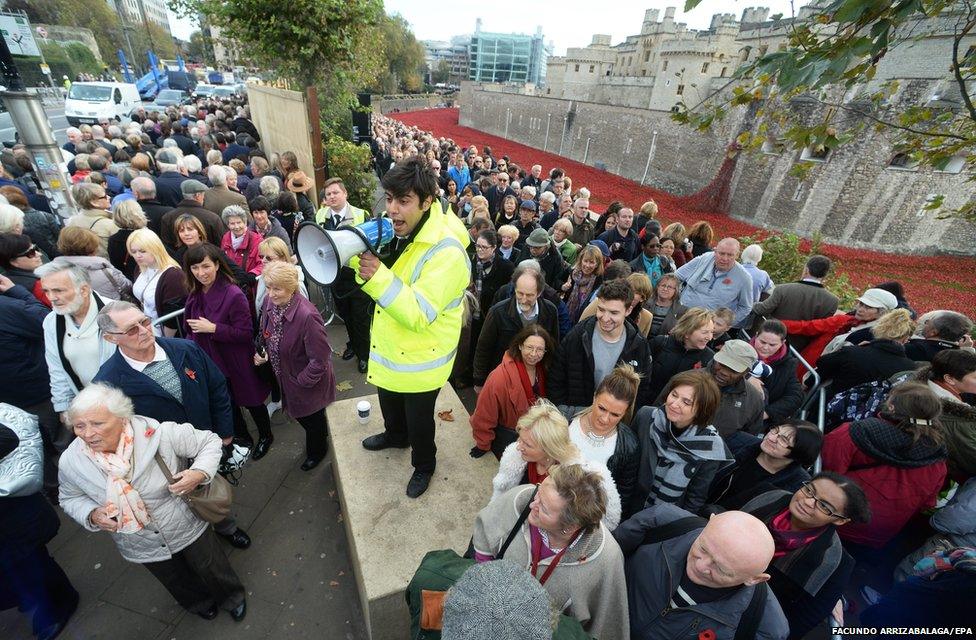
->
[437,409,455,421]
[336,380,353,392]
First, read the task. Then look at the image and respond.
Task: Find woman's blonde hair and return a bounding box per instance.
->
[671,307,715,342]
[261,260,299,293]
[258,236,292,261]
[112,199,148,230]
[872,308,917,341]
[662,222,686,243]
[626,272,652,301]
[548,463,607,535]
[516,399,577,464]
[470,195,489,218]
[127,228,179,272]
[640,200,659,217]
[497,224,519,241]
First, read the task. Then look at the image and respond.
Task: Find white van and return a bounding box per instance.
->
[64,82,141,126]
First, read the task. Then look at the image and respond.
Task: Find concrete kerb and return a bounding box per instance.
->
[328,386,495,640]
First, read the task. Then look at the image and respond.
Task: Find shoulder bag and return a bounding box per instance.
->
[153,451,232,524]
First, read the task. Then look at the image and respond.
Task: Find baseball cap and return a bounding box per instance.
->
[441,560,553,640]
[519,199,537,211]
[713,339,758,373]
[856,288,898,311]
[180,179,208,196]
[525,228,550,248]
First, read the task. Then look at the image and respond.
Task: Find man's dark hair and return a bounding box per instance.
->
[929,348,976,382]
[806,255,832,279]
[929,312,973,342]
[381,156,438,206]
[603,259,632,282]
[478,229,498,247]
[470,217,493,233]
[777,420,823,467]
[249,195,270,212]
[643,219,662,238]
[596,278,634,307]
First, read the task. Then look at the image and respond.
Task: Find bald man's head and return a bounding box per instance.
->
[714,238,741,271]
[685,511,773,588]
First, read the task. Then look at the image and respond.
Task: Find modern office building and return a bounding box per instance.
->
[468,21,549,86]
[106,0,171,33]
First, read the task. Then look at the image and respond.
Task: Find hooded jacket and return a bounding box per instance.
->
[613,503,789,640]
[822,418,947,548]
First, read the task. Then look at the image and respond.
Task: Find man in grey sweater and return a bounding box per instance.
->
[676,238,754,327]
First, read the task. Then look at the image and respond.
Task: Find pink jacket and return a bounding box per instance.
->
[221,229,264,276]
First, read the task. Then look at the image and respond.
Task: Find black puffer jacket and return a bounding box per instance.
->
[472,296,560,386]
[817,339,919,398]
[647,335,714,403]
[607,423,640,520]
[764,351,805,425]
[549,316,652,411]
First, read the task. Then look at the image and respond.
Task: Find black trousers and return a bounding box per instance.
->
[333,272,374,362]
[143,527,245,613]
[232,404,272,443]
[377,387,439,473]
[294,408,330,460]
[0,545,78,635]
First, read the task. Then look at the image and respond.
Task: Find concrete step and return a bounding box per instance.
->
[328,385,495,640]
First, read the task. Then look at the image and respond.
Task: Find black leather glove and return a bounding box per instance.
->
[469,446,489,459]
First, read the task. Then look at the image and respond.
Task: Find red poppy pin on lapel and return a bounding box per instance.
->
[185,368,197,381]
[699,630,716,640]
[144,425,156,437]
[722,278,732,285]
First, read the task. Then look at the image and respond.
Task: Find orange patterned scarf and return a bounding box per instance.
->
[83,422,151,533]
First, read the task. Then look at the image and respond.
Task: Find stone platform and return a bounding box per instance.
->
[328,386,495,640]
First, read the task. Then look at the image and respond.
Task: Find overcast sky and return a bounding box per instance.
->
[168,1,809,54]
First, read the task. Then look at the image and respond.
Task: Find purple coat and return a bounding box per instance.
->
[259,293,335,419]
[183,278,270,406]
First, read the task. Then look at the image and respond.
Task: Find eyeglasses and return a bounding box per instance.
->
[475,244,494,251]
[16,244,38,258]
[95,193,109,200]
[799,482,844,519]
[107,317,152,337]
[520,344,546,355]
[767,426,795,448]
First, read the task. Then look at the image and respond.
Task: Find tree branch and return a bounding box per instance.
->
[950,17,976,123]
[811,96,971,141]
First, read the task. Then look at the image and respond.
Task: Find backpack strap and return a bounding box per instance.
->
[498,486,538,559]
[56,293,107,392]
[641,515,707,546]
[733,582,768,640]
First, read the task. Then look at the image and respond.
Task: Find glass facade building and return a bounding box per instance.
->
[468,29,548,85]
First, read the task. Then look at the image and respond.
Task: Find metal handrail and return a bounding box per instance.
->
[153,308,184,327]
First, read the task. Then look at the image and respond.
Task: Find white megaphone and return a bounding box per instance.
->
[295,218,394,285]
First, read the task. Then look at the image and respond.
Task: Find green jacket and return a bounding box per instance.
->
[406,549,592,639]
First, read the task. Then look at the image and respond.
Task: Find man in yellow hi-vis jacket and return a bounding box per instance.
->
[356,157,470,498]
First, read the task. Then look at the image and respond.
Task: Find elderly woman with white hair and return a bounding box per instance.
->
[740,243,774,303]
[550,217,577,264]
[57,383,248,621]
[219,205,263,276]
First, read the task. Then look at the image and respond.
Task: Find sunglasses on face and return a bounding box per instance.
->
[107,317,152,337]
[16,244,38,258]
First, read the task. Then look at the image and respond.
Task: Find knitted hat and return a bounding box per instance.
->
[525,228,550,247]
[441,560,553,640]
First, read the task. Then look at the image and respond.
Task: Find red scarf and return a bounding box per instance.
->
[527,462,548,485]
[769,507,825,558]
[934,380,962,401]
[751,336,788,364]
[515,358,546,403]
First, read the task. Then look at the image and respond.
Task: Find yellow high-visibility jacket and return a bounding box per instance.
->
[356,201,470,392]
[315,203,367,227]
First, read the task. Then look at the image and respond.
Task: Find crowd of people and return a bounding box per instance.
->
[1,99,974,640]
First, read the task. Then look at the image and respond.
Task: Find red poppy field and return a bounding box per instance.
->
[393,108,976,316]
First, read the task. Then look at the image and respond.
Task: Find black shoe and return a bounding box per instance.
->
[218,528,251,549]
[406,471,432,498]
[196,603,219,620]
[300,456,323,471]
[37,621,68,640]
[230,599,247,622]
[341,345,355,360]
[357,358,368,374]
[251,435,274,460]
[362,433,409,451]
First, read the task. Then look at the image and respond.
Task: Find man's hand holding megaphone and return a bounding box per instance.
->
[357,251,381,282]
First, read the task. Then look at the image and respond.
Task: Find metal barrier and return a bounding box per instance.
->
[153,308,184,328]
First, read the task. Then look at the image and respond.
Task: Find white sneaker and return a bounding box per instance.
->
[266,401,282,417]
